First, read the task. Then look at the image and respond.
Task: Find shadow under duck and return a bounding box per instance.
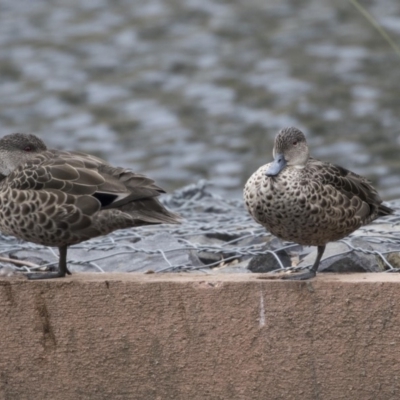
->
[0,133,181,279]
[244,127,393,280]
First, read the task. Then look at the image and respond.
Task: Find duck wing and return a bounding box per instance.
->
[308,158,393,218]
[6,150,166,209]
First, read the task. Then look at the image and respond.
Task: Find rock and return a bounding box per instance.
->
[0,266,20,277]
[185,234,232,266]
[9,250,53,267]
[99,233,201,273]
[385,253,400,270]
[211,259,251,274]
[211,265,251,274]
[197,251,223,266]
[247,249,292,273]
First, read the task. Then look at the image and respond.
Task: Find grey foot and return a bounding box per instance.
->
[26,272,64,280]
[26,267,71,280]
[281,269,316,281]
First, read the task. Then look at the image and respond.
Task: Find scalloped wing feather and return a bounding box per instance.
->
[308,158,392,218]
[2,149,174,216]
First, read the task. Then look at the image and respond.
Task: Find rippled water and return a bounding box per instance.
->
[0,0,400,199]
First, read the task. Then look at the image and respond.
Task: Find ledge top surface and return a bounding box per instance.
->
[2,272,400,283]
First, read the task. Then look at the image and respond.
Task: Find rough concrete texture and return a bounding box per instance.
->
[1,273,400,400]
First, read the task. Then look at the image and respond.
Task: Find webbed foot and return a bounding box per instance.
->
[26,245,71,280]
[280,269,316,281]
[26,265,71,280]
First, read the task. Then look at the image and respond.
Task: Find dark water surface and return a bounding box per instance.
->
[0,0,400,199]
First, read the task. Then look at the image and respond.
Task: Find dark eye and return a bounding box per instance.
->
[24,146,32,152]
[293,141,298,146]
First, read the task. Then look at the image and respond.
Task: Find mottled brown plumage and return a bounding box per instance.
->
[0,133,181,279]
[244,127,393,280]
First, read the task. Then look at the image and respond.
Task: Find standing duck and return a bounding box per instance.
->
[244,127,393,280]
[0,133,181,279]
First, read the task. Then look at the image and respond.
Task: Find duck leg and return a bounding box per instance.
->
[282,245,325,281]
[26,245,72,280]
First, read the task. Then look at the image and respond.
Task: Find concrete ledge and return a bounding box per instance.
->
[1,273,400,399]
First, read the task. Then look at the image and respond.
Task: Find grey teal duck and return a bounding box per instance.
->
[244,127,393,280]
[0,133,181,279]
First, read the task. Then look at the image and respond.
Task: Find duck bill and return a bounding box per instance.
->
[265,154,286,176]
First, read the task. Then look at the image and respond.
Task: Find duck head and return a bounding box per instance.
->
[0,133,47,175]
[265,127,309,176]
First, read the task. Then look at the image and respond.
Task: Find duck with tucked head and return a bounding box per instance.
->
[244,127,393,280]
[0,133,181,279]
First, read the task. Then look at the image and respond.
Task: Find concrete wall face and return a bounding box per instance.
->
[0,274,399,400]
